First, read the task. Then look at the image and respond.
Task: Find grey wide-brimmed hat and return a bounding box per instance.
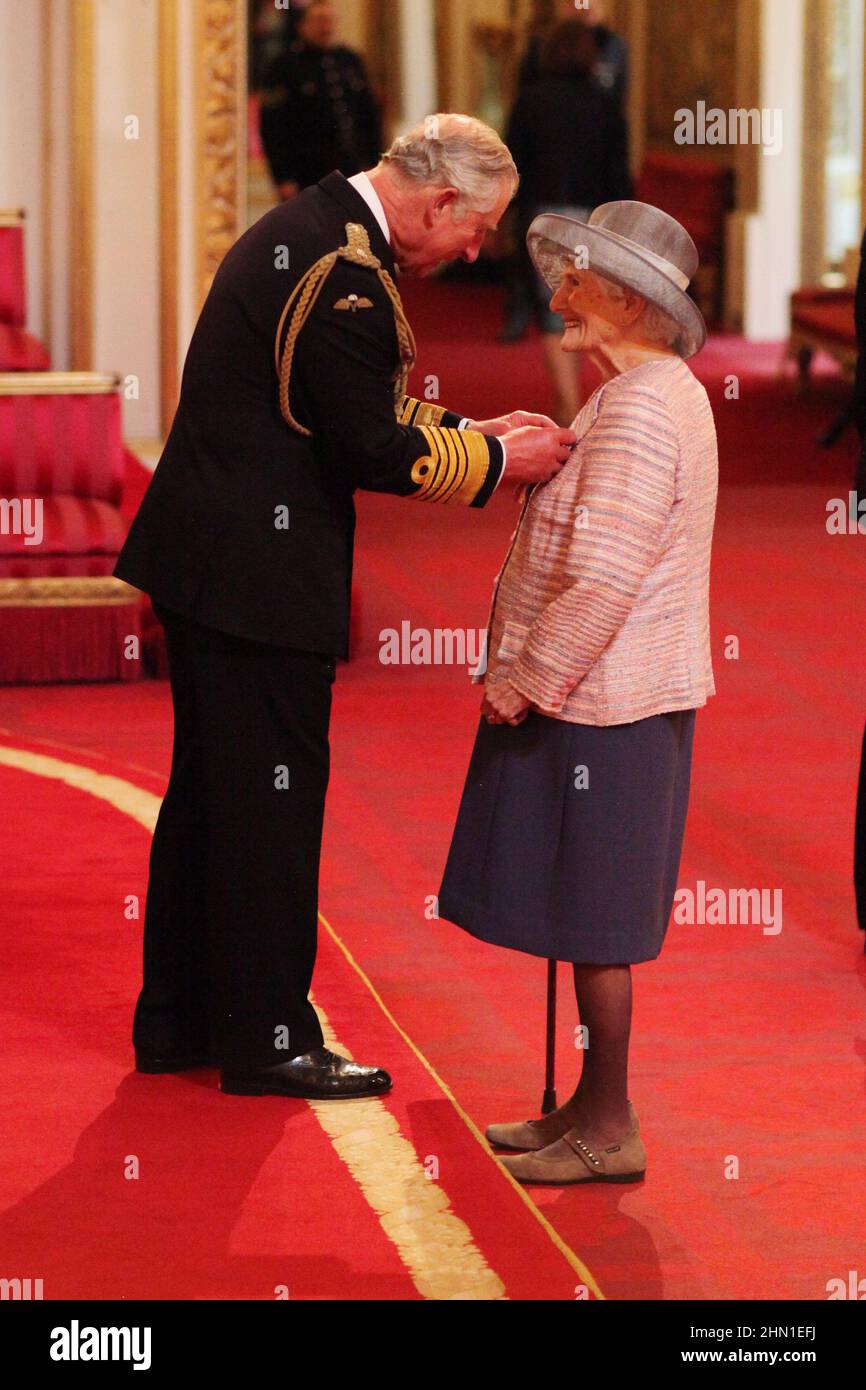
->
[527,201,707,359]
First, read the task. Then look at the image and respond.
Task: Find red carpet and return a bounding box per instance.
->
[1,278,864,1299]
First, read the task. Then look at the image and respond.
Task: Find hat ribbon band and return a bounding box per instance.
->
[586,225,691,291]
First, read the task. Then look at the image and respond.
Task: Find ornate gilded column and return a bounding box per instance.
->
[733,0,761,214]
[434,0,458,114]
[620,0,647,176]
[800,0,831,284]
[159,0,179,435]
[194,0,247,307]
[70,0,94,370]
[40,0,54,350]
[365,0,403,134]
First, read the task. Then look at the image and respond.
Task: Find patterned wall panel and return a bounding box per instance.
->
[644,0,737,158]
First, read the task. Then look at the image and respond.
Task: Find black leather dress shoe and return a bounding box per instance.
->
[220,1047,392,1099]
[135,1050,215,1074]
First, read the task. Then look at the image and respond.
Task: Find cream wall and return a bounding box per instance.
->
[176,0,198,389]
[400,0,437,130]
[45,1,74,368]
[742,0,804,338]
[336,0,365,49]
[0,0,45,340]
[0,0,162,436]
[92,0,161,438]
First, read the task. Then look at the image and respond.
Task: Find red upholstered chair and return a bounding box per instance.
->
[0,372,142,683]
[0,210,51,372]
[635,154,734,325]
[788,287,857,383]
[786,286,857,445]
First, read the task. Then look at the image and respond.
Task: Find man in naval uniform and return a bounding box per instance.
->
[115,114,576,1100]
[259,0,383,201]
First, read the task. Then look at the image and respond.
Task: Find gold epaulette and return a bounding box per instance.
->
[275,222,416,436]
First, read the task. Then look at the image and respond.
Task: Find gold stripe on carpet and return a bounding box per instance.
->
[319,911,606,1301]
[0,742,507,1301]
[311,1003,505,1301]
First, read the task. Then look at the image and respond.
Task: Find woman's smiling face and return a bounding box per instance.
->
[550,265,637,353]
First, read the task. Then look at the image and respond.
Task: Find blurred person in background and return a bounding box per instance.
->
[500,2,631,353]
[259,0,383,202]
[504,18,631,423]
[248,0,294,93]
[586,0,629,110]
[518,0,628,110]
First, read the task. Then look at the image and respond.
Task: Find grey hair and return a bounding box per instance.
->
[597,278,683,353]
[378,113,519,219]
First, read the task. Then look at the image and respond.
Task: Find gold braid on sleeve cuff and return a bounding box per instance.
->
[410,426,493,505]
[397,397,449,428]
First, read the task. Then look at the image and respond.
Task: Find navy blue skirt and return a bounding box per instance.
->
[438,708,696,964]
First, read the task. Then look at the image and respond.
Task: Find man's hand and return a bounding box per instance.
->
[482,684,531,726]
[502,425,577,487]
[471,410,558,436]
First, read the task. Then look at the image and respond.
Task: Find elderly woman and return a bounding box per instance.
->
[438,202,718,1185]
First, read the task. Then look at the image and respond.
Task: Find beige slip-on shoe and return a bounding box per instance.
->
[487,1099,639,1154]
[500,1112,646,1186]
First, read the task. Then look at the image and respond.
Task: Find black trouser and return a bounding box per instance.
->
[132,605,335,1067]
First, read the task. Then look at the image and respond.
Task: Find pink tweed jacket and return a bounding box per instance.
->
[480,356,718,726]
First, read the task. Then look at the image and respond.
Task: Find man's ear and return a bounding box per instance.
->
[427,187,460,225]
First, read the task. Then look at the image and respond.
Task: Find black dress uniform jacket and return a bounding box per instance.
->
[115,172,504,658]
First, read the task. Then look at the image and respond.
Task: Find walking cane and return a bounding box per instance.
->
[541,958,557,1114]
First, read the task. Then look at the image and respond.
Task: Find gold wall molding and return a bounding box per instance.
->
[0,371,119,394]
[71,0,94,369]
[365,0,403,136]
[643,0,737,160]
[435,0,458,114]
[0,576,140,608]
[194,0,247,308]
[437,0,552,124]
[40,0,53,350]
[800,0,831,285]
[159,0,179,435]
[732,0,761,214]
[620,0,757,205]
[622,0,647,176]
[619,0,757,330]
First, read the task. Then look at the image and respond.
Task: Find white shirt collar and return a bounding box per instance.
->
[347,171,391,246]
